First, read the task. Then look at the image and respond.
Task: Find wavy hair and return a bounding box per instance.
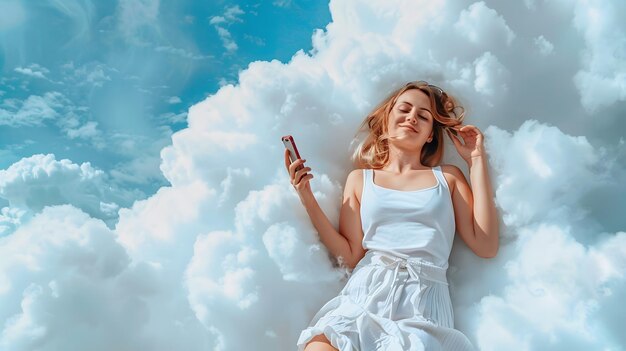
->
[350,81,466,169]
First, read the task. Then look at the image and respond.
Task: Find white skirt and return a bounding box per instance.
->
[297,250,475,351]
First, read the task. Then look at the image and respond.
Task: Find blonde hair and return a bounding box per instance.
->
[350,81,466,169]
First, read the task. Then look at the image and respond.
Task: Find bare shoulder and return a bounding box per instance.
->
[345,169,365,204]
[439,164,466,192]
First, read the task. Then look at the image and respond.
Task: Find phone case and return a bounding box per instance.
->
[282,135,304,171]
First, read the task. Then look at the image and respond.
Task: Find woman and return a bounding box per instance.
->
[286,81,499,351]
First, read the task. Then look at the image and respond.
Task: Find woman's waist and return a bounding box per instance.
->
[356,249,449,285]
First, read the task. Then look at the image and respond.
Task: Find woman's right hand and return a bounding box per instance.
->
[284,149,313,196]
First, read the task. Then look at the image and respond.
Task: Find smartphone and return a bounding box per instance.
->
[282,135,304,172]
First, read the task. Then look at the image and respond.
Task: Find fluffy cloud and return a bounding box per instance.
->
[454,1,516,47]
[14,64,50,80]
[534,35,555,56]
[1,0,625,350]
[0,89,104,147]
[448,120,626,349]
[474,227,626,350]
[0,92,65,127]
[0,154,141,230]
[474,51,510,100]
[183,178,349,350]
[568,0,626,113]
[0,205,210,351]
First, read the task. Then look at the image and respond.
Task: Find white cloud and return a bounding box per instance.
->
[0,154,139,226]
[208,16,226,25]
[0,205,211,351]
[4,87,105,149]
[0,207,29,237]
[14,64,50,80]
[209,5,245,53]
[55,111,104,148]
[534,35,554,56]
[0,92,65,127]
[167,96,181,104]
[454,2,516,47]
[65,61,114,88]
[158,111,186,124]
[83,67,110,86]
[567,0,626,113]
[215,27,238,53]
[448,120,626,349]
[482,120,603,228]
[1,0,625,350]
[474,51,510,99]
[154,0,625,347]
[182,179,348,350]
[65,120,101,141]
[475,227,626,350]
[223,5,245,23]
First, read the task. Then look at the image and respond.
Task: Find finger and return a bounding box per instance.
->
[290,159,307,180]
[452,126,468,136]
[295,174,314,189]
[295,166,312,181]
[293,173,312,186]
[461,125,481,135]
[288,158,306,174]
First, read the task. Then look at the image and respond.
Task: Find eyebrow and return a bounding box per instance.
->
[397,101,432,115]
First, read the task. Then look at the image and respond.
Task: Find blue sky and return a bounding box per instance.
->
[0,0,331,204]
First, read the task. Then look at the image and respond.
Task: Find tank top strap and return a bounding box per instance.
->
[362,168,372,190]
[432,165,450,190]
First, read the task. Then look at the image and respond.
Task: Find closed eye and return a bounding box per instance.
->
[398,107,429,120]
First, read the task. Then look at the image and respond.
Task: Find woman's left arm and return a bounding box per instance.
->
[446,124,499,258]
[467,155,499,257]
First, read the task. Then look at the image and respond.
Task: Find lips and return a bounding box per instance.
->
[400,125,417,133]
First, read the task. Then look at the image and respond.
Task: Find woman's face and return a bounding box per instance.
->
[386,88,434,149]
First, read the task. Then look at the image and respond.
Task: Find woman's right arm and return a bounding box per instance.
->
[285,150,364,268]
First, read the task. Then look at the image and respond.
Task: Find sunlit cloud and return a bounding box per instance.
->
[0,0,624,350]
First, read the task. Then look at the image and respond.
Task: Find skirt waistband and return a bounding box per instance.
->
[356,250,449,285]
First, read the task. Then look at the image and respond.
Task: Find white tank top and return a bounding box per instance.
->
[360,166,456,268]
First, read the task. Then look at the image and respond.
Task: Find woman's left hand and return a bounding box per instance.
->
[445,124,486,164]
